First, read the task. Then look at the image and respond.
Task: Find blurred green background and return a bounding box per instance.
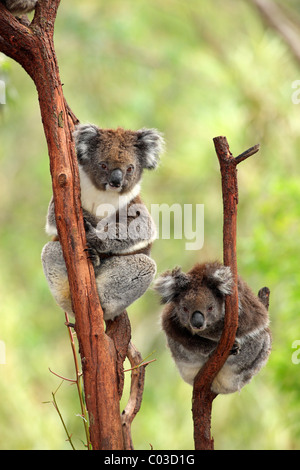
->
[0,0,300,450]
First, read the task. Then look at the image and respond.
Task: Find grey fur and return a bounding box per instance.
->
[1,0,37,14]
[135,128,165,169]
[42,124,164,321]
[154,262,271,394]
[42,242,156,321]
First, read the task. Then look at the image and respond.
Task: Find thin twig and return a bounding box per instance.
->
[123,358,156,373]
[49,367,77,383]
[123,349,156,372]
[235,144,260,165]
[52,393,75,450]
[47,314,92,450]
[65,312,92,450]
[45,381,76,450]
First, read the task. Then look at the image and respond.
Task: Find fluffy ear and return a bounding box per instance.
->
[153,267,190,304]
[135,128,164,170]
[73,123,100,162]
[205,264,233,296]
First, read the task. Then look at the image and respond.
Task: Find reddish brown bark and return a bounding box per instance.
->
[0,1,124,449]
[192,136,259,450]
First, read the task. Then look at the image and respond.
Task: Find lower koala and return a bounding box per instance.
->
[154,262,271,394]
[42,124,164,321]
[1,0,37,14]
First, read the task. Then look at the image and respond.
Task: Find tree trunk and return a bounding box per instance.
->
[0,1,124,449]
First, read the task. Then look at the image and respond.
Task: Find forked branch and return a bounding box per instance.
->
[192,136,259,450]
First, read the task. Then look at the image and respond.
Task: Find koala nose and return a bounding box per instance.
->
[191,311,204,329]
[109,169,123,187]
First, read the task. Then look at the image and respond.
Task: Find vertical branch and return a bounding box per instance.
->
[121,342,147,450]
[192,136,259,450]
[214,137,240,354]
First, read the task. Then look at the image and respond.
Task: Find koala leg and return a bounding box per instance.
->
[95,254,156,321]
[211,329,272,394]
[42,243,156,321]
[211,363,238,394]
[41,241,73,316]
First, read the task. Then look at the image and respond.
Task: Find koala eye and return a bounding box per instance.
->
[100,162,108,170]
[126,165,134,174]
[207,306,213,312]
[183,306,188,313]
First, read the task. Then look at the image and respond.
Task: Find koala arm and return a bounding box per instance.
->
[84,203,156,256]
[45,197,156,259]
[163,311,238,359]
[45,200,99,238]
[45,197,57,237]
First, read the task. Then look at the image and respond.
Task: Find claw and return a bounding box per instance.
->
[230,341,240,356]
[84,245,101,267]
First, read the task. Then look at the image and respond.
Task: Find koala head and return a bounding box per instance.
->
[73,124,164,194]
[154,262,233,335]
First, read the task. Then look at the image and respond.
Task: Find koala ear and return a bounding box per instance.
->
[135,128,164,170]
[206,264,233,296]
[73,123,100,162]
[153,267,190,304]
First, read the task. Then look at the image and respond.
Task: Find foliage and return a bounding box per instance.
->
[0,0,300,449]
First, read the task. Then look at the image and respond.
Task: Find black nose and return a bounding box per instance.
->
[109,169,123,187]
[190,311,204,329]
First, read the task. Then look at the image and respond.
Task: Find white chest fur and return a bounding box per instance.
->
[46,167,142,237]
[78,165,141,218]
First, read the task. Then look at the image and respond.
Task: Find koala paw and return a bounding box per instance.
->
[230,341,240,356]
[84,244,101,268]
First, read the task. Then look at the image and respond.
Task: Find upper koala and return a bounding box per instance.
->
[42,124,164,321]
[154,261,271,394]
[1,0,37,14]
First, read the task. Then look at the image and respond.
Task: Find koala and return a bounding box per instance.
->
[42,124,164,321]
[154,262,271,394]
[1,0,37,14]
